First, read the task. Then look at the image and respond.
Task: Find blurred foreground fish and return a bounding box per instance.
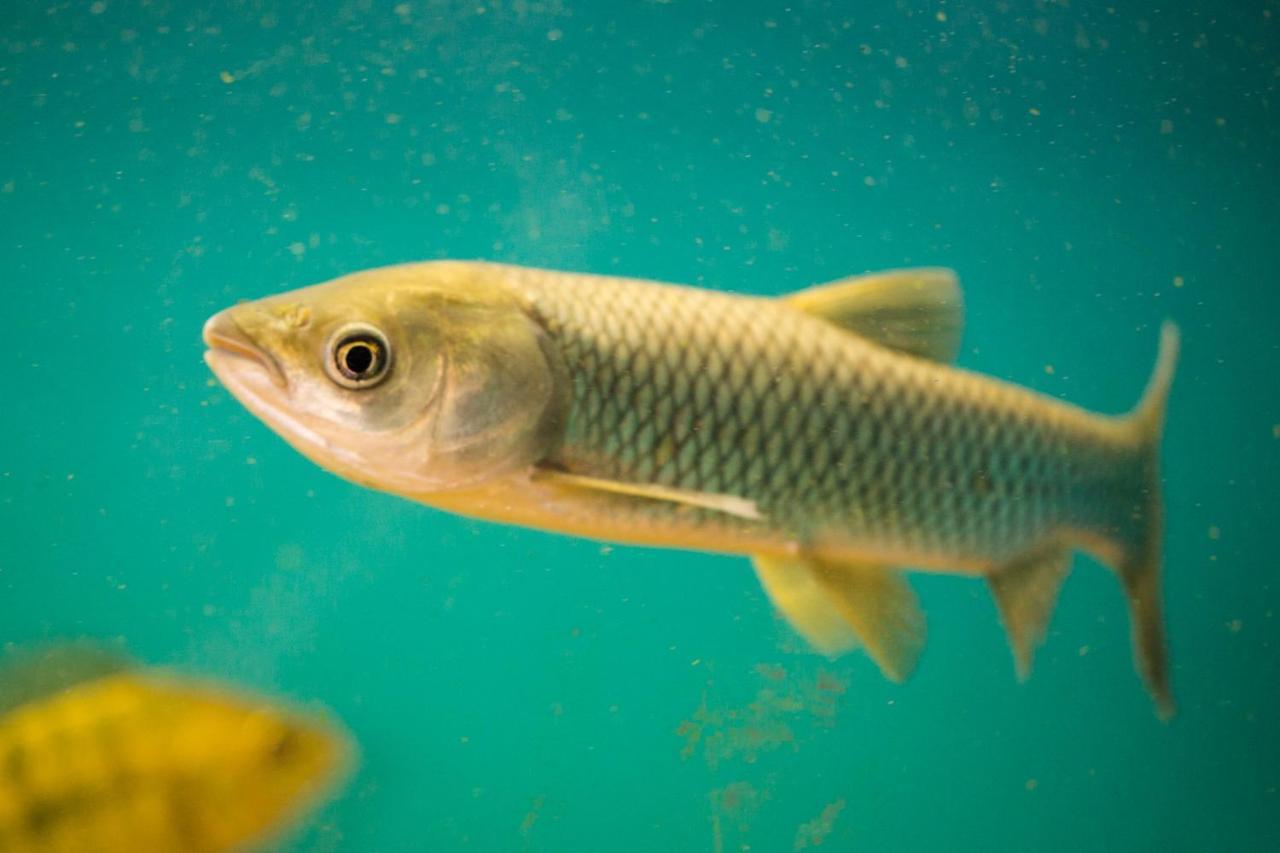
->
[0,645,351,851]
[204,262,1178,716]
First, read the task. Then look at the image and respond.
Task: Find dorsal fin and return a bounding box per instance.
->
[783,268,964,362]
[0,642,133,715]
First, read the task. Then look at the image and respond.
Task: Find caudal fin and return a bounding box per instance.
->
[1117,321,1180,719]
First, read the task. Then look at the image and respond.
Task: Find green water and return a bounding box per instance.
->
[2,1,1277,850]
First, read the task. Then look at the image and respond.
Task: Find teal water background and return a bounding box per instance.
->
[3,1,1278,849]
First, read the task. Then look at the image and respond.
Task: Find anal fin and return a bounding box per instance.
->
[987,544,1072,681]
[753,555,925,683]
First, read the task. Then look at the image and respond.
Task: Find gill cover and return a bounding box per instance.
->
[424,290,568,489]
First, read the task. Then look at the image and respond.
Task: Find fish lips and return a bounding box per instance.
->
[202,311,288,389]
[202,311,329,452]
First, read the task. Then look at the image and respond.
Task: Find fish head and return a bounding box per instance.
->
[173,685,353,849]
[203,262,565,495]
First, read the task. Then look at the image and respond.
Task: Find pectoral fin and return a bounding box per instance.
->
[987,544,1073,681]
[532,468,763,521]
[783,268,964,363]
[753,555,925,683]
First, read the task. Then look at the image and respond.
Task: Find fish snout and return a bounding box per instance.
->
[203,310,288,389]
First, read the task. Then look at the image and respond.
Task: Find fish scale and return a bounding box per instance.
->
[511,266,1098,567]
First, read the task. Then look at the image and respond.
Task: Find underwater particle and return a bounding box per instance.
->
[90,0,107,12]
[677,665,846,769]
[936,10,946,22]
[813,669,846,696]
[794,797,845,849]
[275,543,305,572]
[1025,778,1038,791]
[1044,364,1055,375]
[754,662,787,682]
[1029,107,1041,116]
[385,113,402,125]
[755,107,773,123]
[219,70,235,84]
[519,794,546,839]
[1227,619,1242,634]
[547,28,563,41]
[710,781,766,849]
[1173,275,1185,288]
[1078,644,1090,656]
[1160,119,1174,134]
[288,242,306,258]
[1208,525,1221,540]
[1273,424,1280,439]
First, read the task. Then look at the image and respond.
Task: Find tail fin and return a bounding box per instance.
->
[1118,321,1180,719]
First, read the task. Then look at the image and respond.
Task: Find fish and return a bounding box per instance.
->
[0,644,352,851]
[204,261,1179,716]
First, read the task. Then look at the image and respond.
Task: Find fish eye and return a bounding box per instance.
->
[268,729,301,764]
[326,324,391,389]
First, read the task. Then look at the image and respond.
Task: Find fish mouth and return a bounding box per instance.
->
[202,311,287,389]
[202,308,355,469]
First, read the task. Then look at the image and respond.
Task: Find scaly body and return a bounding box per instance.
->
[490,265,1145,569]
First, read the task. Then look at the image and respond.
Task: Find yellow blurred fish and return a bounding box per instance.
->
[204,262,1178,715]
[0,645,351,852]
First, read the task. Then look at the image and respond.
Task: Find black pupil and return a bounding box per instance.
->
[270,729,300,763]
[344,342,375,375]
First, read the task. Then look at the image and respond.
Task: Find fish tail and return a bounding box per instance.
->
[1111,321,1180,718]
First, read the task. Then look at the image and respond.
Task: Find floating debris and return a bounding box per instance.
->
[794,797,846,849]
